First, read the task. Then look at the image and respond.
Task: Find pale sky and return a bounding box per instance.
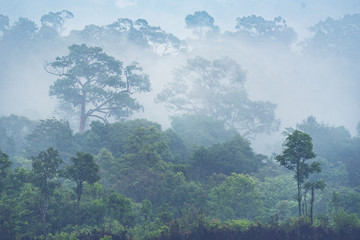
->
[1,0,359,39]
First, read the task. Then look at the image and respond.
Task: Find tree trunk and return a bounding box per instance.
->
[310,186,314,224]
[304,190,308,218]
[42,180,48,240]
[79,100,86,134]
[76,182,83,225]
[297,165,302,217]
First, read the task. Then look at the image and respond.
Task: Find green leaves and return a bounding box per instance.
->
[275,130,322,217]
[207,173,262,220]
[26,118,74,158]
[31,147,63,183]
[64,152,100,186]
[0,151,12,176]
[276,130,316,176]
[189,134,262,181]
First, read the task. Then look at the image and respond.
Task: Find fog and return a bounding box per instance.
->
[0,0,359,154]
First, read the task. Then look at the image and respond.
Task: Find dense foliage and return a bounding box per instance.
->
[0,114,359,239]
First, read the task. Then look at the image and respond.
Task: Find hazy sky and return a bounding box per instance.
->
[2,0,360,39]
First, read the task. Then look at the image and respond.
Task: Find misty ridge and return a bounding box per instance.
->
[0,10,359,146]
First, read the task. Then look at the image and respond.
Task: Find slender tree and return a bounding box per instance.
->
[63,152,100,225]
[0,150,12,177]
[31,147,63,239]
[0,150,12,195]
[304,180,326,224]
[275,130,320,217]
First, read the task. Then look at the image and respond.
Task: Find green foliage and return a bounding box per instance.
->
[141,199,153,221]
[224,219,253,232]
[297,116,353,164]
[124,126,168,166]
[31,147,63,188]
[0,150,12,178]
[298,116,360,187]
[95,148,117,186]
[81,199,106,225]
[16,182,43,239]
[207,173,262,220]
[64,152,100,188]
[47,231,79,240]
[162,129,188,164]
[49,186,77,231]
[0,115,36,157]
[276,130,320,217]
[258,174,298,220]
[1,9,360,239]
[275,130,318,181]
[330,189,360,217]
[332,209,360,232]
[47,219,127,240]
[190,134,262,180]
[106,192,135,226]
[132,219,168,240]
[63,152,100,225]
[170,114,237,149]
[77,119,163,157]
[31,147,64,237]
[26,118,74,159]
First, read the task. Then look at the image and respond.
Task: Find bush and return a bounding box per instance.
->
[332,209,360,232]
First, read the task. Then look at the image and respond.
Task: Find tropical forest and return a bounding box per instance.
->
[0,1,359,239]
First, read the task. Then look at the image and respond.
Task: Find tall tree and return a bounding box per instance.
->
[31,147,63,239]
[26,118,74,158]
[40,10,73,36]
[0,151,11,175]
[207,173,262,220]
[0,115,36,157]
[45,44,150,133]
[63,152,100,225]
[275,130,320,217]
[190,135,262,180]
[234,15,296,45]
[131,18,184,56]
[304,14,360,58]
[0,14,9,35]
[185,11,220,37]
[157,56,280,138]
[304,180,326,224]
[0,150,12,195]
[170,114,237,148]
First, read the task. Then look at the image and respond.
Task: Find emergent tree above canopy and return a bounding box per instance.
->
[45,44,151,133]
[156,56,280,138]
[275,130,321,217]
